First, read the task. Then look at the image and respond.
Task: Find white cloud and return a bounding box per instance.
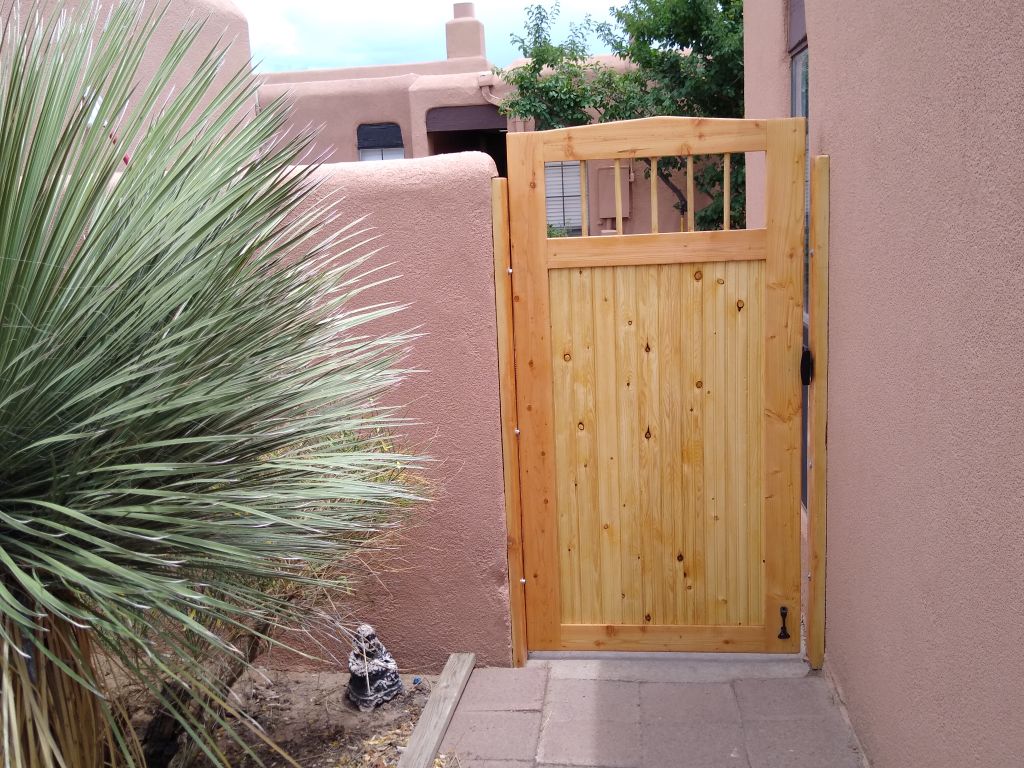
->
[232,0,613,72]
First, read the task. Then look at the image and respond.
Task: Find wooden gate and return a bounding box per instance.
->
[505,117,806,653]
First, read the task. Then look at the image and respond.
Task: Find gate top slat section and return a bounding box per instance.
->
[539,116,768,162]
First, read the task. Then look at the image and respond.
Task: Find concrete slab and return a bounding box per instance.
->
[641,722,750,768]
[743,717,865,768]
[537,718,641,767]
[459,666,549,712]
[640,682,742,723]
[441,710,542,762]
[535,657,809,684]
[734,677,837,721]
[443,660,864,768]
[543,678,639,723]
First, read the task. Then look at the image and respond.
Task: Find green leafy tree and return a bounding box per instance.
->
[497,0,746,229]
[600,0,744,121]
[498,3,601,130]
[0,3,419,767]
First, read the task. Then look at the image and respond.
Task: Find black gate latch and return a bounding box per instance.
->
[800,347,814,386]
[778,606,791,640]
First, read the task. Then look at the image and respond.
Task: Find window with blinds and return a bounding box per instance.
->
[358,147,405,161]
[357,123,404,161]
[544,161,583,236]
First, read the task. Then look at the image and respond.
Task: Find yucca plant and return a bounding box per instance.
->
[0,2,420,766]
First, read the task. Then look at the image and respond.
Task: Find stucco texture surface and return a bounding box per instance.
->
[258,69,497,163]
[748,2,1024,766]
[4,0,255,118]
[268,152,511,673]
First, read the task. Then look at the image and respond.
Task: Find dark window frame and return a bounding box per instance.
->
[356,122,404,151]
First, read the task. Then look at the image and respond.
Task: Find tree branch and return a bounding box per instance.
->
[641,157,687,215]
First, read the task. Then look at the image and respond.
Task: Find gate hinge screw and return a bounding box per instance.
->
[514,427,521,436]
[520,578,527,584]
[508,267,513,274]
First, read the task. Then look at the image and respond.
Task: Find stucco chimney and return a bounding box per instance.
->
[446,3,486,60]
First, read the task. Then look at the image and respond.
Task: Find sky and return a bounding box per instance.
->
[233,0,614,73]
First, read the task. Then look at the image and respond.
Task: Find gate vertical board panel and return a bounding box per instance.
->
[636,266,663,625]
[509,117,804,652]
[508,131,560,647]
[730,260,747,625]
[549,268,580,625]
[615,268,643,625]
[746,262,766,627]
[593,267,623,624]
[571,267,600,624]
[680,265,705,625]
[703,261,728,626]
[655,265,683,625]
[763,120,805,650]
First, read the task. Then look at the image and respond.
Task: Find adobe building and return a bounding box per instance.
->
[259,2,688,236]
[257,3,509,171]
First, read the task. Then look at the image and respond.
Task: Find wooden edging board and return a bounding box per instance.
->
[397,652,476,768]
[807,155,830,670]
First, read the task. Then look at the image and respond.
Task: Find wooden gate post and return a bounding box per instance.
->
[807,155,830,670]
[492,177,528,667]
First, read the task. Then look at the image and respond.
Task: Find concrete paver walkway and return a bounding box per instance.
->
[441,656,866,768]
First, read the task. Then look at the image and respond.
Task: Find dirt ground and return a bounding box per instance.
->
[213,667,454,768]
[230,667,458,768]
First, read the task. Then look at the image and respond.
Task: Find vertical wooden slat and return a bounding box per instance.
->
[580,161,590,237]
[614,267,642,624]
[807,155,830,669]
[723,153,731,231]
[724,261,743,625]
[746,261,766,626]
[636,265,662,624]
[686,155,696,232]
[702,261,729,624]
[549,268,580,625]
[656,264,684,624]
[571,267,601,623]
[507,131,561,648]
[593,267,623,623]
[682,264,705,624]
[650,158,659,234]
[762,118,805,650]
[491,178,527,666]
[614,159,624,235]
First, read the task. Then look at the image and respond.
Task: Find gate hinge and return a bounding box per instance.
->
[800,347,814,386]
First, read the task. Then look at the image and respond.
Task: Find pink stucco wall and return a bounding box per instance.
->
[270,152,512,672]
[746,2,1024,766]
[4,0,255,117]
[258,69,501,163]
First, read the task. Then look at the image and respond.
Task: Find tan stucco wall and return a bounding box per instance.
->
[259,69,499,163]
[270,152,512,672]
[746,2,1024,766]
[260,57,491,86]
[4,0,255,117]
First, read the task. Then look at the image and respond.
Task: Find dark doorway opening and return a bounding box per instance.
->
[428,129,507,176]
[426,105,508,176]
